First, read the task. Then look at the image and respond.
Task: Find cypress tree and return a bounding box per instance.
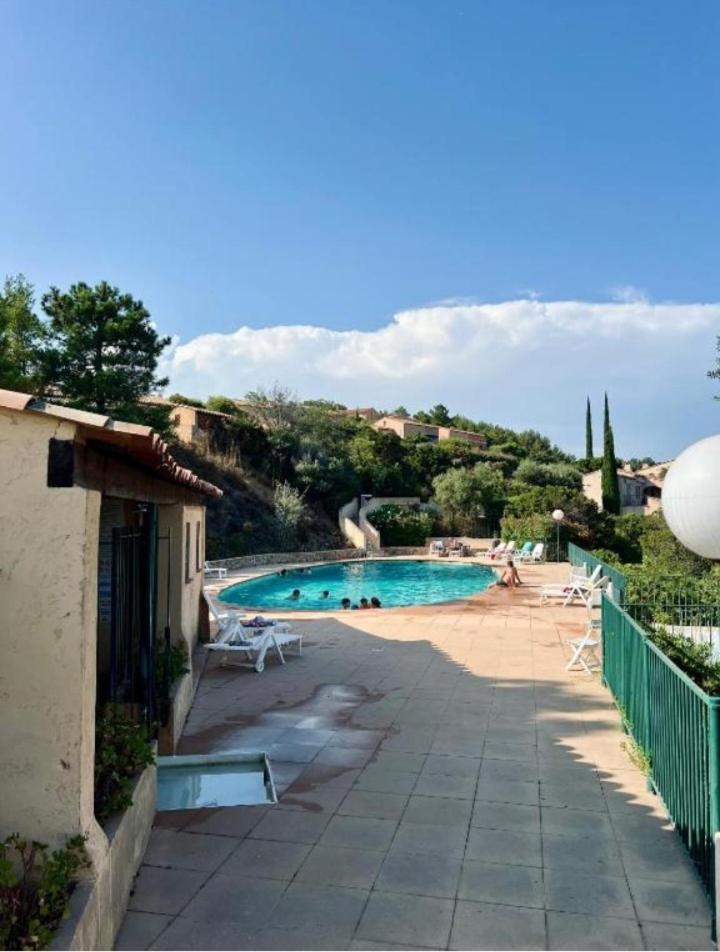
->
[601,392,621,513]
[585,397,593,461]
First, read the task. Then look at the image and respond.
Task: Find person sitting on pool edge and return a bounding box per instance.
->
[370,596,382,608]
[289,588,301,600]
[496,559,521,588]
[359,597,370,609]
[341,597,351,610]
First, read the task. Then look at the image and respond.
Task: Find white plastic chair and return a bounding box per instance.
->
[566,614,602,673]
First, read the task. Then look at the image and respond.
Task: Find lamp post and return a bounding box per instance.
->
[661,435,720,559]
[552,509,564,564]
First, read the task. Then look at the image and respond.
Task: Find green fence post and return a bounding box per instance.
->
[708,700,720,936]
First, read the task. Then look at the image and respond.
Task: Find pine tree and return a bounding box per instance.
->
[601,392,621,514]
[40,281,172,432]
[585,397,593,461]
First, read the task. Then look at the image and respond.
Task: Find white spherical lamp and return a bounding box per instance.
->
[552,509,564,523]
[662,436,720,559]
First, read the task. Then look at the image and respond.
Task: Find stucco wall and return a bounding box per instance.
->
[0,408,101,848]
[157,503,205,750]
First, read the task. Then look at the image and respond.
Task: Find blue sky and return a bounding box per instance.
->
[1,1,719,457]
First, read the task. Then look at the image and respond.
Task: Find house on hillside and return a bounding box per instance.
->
[0,389,221,949]
[583,465,666,515]
[373,415,488,448]
[142,394,234,443]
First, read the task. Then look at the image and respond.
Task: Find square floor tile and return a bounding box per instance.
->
[471,801,540,834]
[128,866,209,916]
[403,795,472,828]
[249,809,330,844]
[458,859,543,908]
[465,827,541,867]
[546,911,643,950]
[628,877,711,925]
[338,789,409,820]
[413,772,477,800]
[392,821,468,858]
[143,830,238,872]
[357,891,454,948]
[376,848,462,898]
[641,921,714,950]
[271,882,368,933]
[450,899,546,950]
[181,873,285,928]
[355,766,419,795]
[115,911,172,950]
[544,868,636,919]
[296,845,383,889]
[219,839,311,881]
[320,815,399,851]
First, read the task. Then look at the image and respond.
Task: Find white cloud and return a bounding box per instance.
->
[162,297,720,458]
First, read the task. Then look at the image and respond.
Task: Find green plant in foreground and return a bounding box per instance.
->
[94,707,154,822]
[615,702,652,776]
[0,834,87,950]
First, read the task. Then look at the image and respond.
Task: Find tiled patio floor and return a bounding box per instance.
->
[117,563,714,950]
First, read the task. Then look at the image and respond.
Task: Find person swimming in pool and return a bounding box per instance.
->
[289,588,301,600]
[321,590,330,599]
[359,598,370,609]
[341,597,351,610]
[278,568,287,576]
[370,596,382,608]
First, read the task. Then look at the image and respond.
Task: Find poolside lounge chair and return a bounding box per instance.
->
[540,565,607,608]
[530,542,545,562]
[204,561,227,580]
[516,542,544,563]
[429,540,446,556]
[514,542,533,561]
[504,541,517,558]
[488,542,507,560]
[206,626,285,673]
[203,590,246,640]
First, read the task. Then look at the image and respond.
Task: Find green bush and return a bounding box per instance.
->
[0,834,87,950]
[94,707,155,822]
[648,629,720,695]
[367,504,437,546]
[500,512,553,545]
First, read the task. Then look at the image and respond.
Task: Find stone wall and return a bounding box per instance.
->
[206,547,427,571]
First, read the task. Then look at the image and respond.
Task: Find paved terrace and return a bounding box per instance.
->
[118,561,713,950]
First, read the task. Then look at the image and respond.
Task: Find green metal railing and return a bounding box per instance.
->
[602,596,720,909]
[568,542,626,604]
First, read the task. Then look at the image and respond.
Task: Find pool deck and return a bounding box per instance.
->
[117,560,714,951]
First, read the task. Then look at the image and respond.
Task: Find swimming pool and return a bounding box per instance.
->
[219,559,497,611]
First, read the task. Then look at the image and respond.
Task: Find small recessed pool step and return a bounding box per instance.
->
[156,751,276,811]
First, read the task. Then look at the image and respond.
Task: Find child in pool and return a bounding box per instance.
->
[289,589,301,600]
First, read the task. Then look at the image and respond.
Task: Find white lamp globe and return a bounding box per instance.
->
[552,509,564,523]
[662,435,720,559]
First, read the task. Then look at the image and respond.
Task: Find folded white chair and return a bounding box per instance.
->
[530,542,545,562]
[204,561,228,580]
[566,614,602,673]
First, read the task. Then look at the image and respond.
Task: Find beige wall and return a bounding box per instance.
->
[172,405,198,443]
[0,408,101,849]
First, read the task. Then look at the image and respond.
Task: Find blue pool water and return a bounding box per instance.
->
[219,559,497,611]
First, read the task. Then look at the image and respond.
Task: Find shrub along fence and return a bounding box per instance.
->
[568,542,626,604]
[602,595,720,920]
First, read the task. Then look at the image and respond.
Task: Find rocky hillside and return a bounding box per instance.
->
[169,441,346,559]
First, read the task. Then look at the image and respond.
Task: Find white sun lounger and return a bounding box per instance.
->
[541,565,606,607]
[204,613,302,673]
[204,561,228,580]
